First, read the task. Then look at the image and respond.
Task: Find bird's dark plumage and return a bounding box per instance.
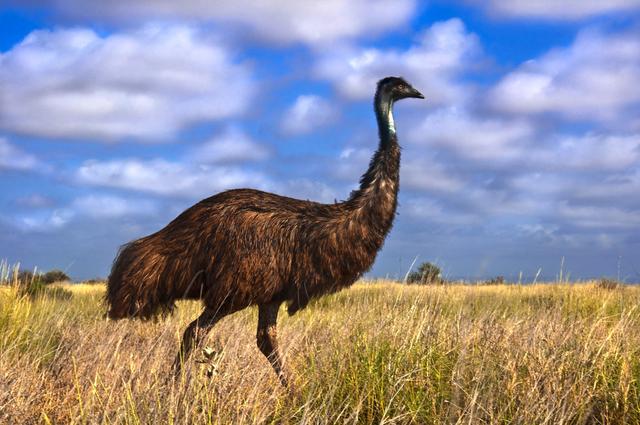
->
[106,76,424,385]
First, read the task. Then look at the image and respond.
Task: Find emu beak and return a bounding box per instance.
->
[410,88,424,99]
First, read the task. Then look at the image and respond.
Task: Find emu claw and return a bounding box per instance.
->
[196,346,220,378]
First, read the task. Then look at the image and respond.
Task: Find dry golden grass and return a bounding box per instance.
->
[1,280,640,424]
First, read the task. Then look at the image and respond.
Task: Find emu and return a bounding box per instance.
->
[106,77,424,386]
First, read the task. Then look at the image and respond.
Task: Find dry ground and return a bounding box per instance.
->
[1,281,640,424]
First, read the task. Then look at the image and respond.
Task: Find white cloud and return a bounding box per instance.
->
[558,203,640,229]
[190,127,270,164]
[15,194,55,208]
[471,0,640,20]
[0,138,40,171]
[316,19,480,105]
[402,157,466,193]
[408,108,534,162]
[278,179,339,203]
[408,108,639,173]
[405,198,479,225]
[489,28,640,126]
[76,158,271,198]
[335,147,372,182]
[281,95,336,135]
[72,195,158,218]
[572,171,640,203]
[15,209,74,232]
[0,25,254,141]
[535,133,640,171]
[20,0,415,46]
[509,173,573,198]
[9,194,159,232]
[336,103,640,237]
[336,145,464,194]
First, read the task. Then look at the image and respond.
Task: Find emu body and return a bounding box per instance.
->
[106,77,424,386]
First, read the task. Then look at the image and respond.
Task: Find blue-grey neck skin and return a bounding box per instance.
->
[346,86,402,208]
[374,89,396,148]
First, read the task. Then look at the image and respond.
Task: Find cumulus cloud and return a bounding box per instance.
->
[14,209,74,232]
[534,133,640,171]
[334,147,372,182]
[0,138,40,171]
[281,95,336,135]
[9,194,159,233]
[408,108,534,163]
[14,194,55,208]
[190,127,270,164]
[402,157,466,193]
[0,25,254,141]
[489,28,640,126]
[567,170,640,212]
[407,108,639,175]
[496,148,640,233]
[405,198,479,225]
[470,0,640,20]
[315,19,481,105]
[398,107,640,230]
[557,203,640,229]
[76,158,271,198]
[336,145,464,195]
[278,179,340,203]
[14,0,415,46]
[72,195,158,218]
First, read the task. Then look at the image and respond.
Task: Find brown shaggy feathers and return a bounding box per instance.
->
[107,77,422,321]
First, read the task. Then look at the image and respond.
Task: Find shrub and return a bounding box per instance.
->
[43,286,73,300]
[42,269,71,284]
[82,278,106,285]
[407,262,443,285]
[17,279,72,300]
[17,270,43,285]
[596,278,620,290]
[483,276,506,285]
[17,279,45,298]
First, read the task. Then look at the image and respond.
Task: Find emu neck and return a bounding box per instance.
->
[375,90,396,147]
[346,91,400,236]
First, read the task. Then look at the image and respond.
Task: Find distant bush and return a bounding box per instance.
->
[17,279,72,300]
[42,269,71,284]
[482,276,506,285]
[17,270,43,285]
[82,278,106,285]
[16,269,70,285]
[13,268,72,300]
[407,262,443,285]
[596,278,620,290]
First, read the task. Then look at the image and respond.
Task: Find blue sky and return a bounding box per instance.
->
[1,1,640,281]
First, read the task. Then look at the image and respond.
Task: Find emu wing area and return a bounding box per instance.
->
[159,189,350,314]
[107,187,374,319]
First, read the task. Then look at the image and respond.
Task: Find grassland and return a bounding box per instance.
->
[1,280,640,424]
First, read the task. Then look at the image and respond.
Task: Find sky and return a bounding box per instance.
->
[1,1,640,282]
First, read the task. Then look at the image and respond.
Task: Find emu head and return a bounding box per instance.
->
[377,76,424,102]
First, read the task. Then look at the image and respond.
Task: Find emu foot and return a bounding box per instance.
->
[195,346,222,378]
[171,346,222,379]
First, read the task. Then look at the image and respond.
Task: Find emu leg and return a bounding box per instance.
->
[172,308,222,374]
[257,302,289,387]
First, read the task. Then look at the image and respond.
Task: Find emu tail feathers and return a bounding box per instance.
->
[106,241,175,320]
